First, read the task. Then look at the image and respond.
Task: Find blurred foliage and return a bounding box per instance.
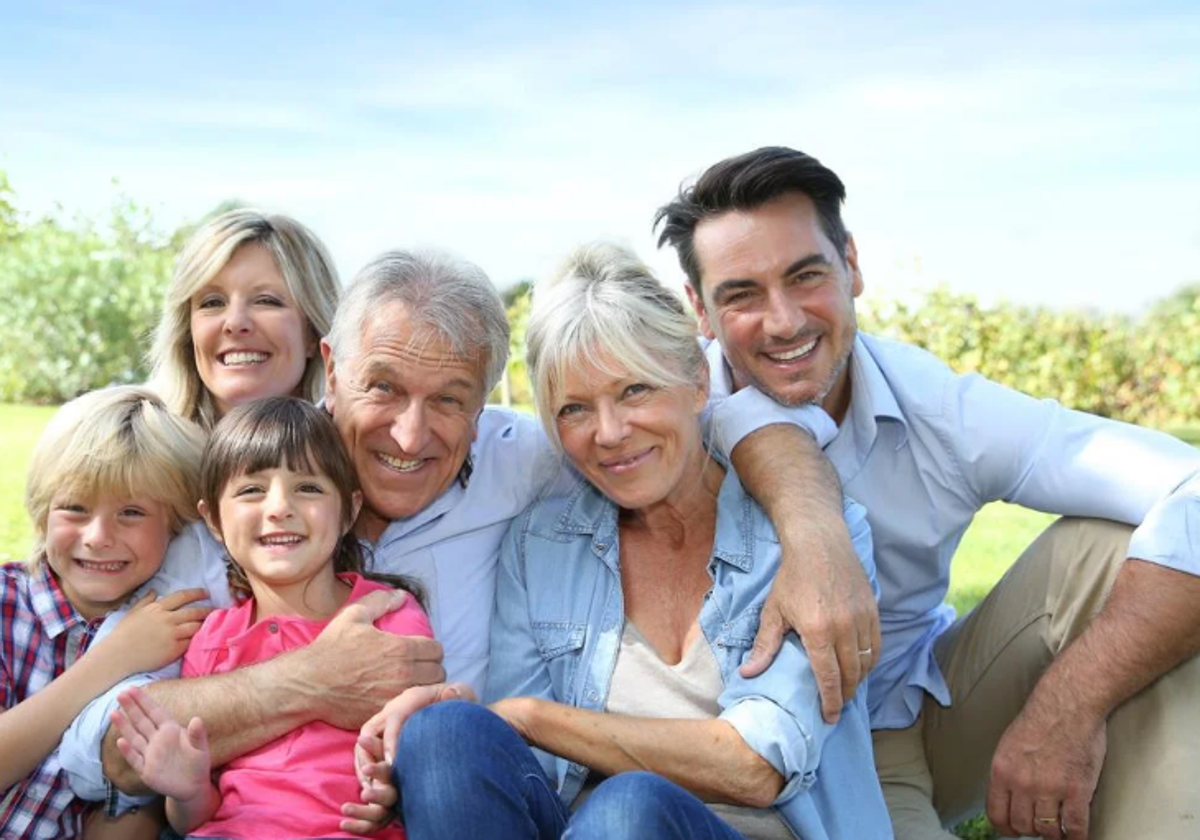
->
[0,178,182,403]
[499,280,1199,429]
[857,286,1200,427]
[502,283,534,409]
[4,163,1197,431]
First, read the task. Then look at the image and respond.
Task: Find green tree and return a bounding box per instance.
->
[0,172,17,244]
[0,178,178,403]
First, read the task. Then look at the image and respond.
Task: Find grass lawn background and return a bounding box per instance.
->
[1,403,1195,839]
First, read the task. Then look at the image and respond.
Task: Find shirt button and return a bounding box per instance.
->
[586,689,599,703]
[268,622,279,633]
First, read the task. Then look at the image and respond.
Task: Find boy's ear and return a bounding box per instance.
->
[348,490,363,533]
[197,499,223,544]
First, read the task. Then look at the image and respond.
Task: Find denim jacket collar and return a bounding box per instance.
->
[553,458,761,576]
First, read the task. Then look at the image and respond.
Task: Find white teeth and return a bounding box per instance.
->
[378,452,423,472]
[767,337,818,362]
[77,559,127,572]
[260,535,303,545]
[221,351,269,366]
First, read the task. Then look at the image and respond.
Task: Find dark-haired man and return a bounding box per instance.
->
[657,147,1200,840]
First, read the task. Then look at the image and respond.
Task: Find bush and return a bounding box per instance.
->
[0,184,176,403]
[860,286,1199,428]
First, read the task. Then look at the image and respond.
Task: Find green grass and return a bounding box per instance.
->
[0,403,1190,838]
[0,403,55,563]
[1170,425,1200,446]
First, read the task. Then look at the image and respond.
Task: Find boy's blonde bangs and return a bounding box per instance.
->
[24,386,205,570]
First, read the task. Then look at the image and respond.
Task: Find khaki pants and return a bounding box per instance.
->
[873,518,1200,839]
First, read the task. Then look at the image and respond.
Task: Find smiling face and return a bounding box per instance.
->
[687,191,863,422]
[323,302,486,539]
[554,355,708,511]
[206,464,352,612]
[190,243,316,418]
[45,495,173,620]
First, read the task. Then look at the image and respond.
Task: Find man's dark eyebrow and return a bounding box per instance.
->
[711,278,759,301]
[711,253,832,301]
[782,253,832,277]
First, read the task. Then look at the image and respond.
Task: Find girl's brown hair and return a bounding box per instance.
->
[200,397,422,604]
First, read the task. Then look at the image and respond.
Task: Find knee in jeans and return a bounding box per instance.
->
[394,701,488,788]
[571,772,684,836]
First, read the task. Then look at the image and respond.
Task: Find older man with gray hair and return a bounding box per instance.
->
[61,249,552,813]
[63,246,872,826]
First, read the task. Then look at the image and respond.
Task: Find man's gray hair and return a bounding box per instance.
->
[327,249,510,393]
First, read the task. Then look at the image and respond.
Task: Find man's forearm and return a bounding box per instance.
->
[1036,559,1200,720]
[730,424,843,529]
[102,654,315,794]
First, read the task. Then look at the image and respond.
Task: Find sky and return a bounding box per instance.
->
[2,0,1198,313]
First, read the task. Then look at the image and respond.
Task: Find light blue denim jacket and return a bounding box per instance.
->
[484,464,892,840]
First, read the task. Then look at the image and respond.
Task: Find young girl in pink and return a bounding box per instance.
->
[112,397,430,840]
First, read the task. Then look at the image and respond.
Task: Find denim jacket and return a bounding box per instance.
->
[485,465,892,840]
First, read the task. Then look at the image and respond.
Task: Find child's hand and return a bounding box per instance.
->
[111,686,211,803]
[359,682,477,765]
[102,589,212,676]
[340,741,398,836]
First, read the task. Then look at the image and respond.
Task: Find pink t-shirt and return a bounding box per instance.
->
[182,573,432,840]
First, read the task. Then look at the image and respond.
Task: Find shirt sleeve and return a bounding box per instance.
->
[948,372,1200,576]
[707,387,839,457]
[1,654,13,710]
[1128,472,1200,575]
[1,579,14,710]
[59,671,166,805]
[482,513,559,780]
[377,593,435,640]
[718,495,877,803]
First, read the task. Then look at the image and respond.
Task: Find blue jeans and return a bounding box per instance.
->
[393,701,749,840]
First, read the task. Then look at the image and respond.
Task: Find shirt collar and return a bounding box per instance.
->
[370,473,467,546]
[29,562,88,640]
[704,338,737,401]
[844,333,908,450]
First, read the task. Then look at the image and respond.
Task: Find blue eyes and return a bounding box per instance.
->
[556,384,653,419]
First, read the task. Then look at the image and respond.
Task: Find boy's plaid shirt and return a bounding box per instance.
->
[2,562,101,839]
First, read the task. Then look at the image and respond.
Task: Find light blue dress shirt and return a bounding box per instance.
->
[484,465,892,840]
[705,332,1200,731]
[59,406,555,805]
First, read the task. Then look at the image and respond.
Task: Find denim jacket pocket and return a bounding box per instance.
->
[712,603,763,670]
[532,621,587,699]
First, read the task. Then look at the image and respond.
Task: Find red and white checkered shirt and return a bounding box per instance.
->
[2,561,101,839]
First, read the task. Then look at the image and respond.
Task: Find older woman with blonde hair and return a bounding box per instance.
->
[148,208,339,428]
[366,243,890,839]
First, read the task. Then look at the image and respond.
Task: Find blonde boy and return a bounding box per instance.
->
[1,386,210,840]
